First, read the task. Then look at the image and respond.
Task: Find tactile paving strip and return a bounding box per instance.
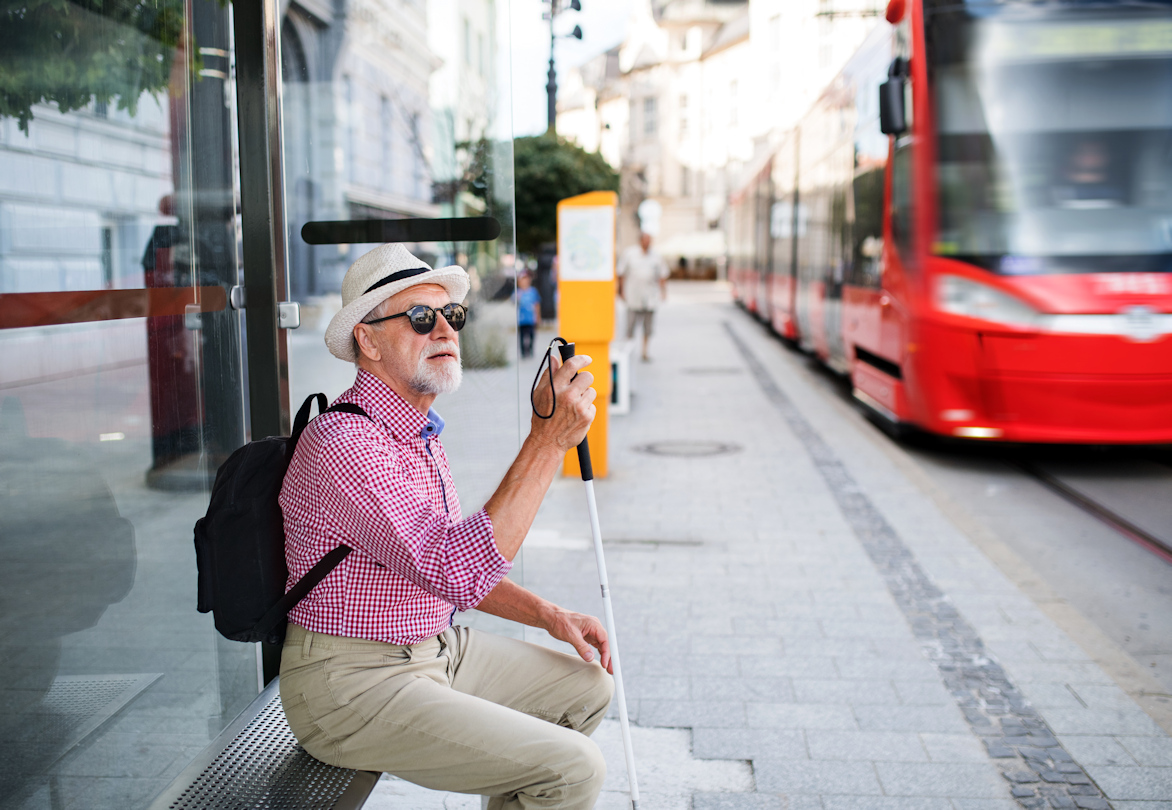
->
[165,693,359,810]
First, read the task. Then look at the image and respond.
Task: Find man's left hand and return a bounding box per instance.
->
[546,608,612,674]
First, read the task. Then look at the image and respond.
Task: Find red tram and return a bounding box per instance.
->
[730,0,1172,443]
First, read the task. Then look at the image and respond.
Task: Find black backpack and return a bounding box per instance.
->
[194,393,370,645]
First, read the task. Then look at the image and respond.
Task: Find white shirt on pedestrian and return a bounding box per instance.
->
[617,245,669,311]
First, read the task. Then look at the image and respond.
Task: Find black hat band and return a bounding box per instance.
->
[364,266,430,295]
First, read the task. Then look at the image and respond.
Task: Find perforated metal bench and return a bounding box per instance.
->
[148,678,380,810]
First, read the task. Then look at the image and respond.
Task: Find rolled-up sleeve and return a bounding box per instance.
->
[316,429,511,610]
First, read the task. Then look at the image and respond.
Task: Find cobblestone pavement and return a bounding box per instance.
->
[368,282,1172,809]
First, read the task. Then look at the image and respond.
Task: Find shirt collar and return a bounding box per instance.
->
[352,369,444,442]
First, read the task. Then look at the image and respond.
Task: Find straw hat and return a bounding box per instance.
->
[324,244,470,362]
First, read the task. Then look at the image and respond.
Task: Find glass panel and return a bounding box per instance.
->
[278,0,522,624]
[0,0,254,805]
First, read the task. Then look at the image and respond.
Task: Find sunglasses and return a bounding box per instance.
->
[364,303,468,334]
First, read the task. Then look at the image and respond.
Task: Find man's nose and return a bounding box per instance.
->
[432,309,458,339]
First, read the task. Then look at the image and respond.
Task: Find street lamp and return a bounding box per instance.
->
[545,0,583,134]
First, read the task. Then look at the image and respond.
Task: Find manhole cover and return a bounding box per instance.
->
[683,367,743,375]
[635,441,741,457]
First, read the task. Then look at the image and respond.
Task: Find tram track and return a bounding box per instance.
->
[1014,459,1172,566]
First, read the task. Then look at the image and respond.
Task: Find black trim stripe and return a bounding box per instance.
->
[855,345,903,380]
[301,216,502,245]
[364,267,429,295]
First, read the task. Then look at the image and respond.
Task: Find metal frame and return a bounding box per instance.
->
[233,0,292,686]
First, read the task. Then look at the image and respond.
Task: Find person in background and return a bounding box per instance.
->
[516,271,541,358]
[616,231,670,362]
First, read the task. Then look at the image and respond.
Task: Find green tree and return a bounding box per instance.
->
[0,0,188,134]
[513,133,619,254]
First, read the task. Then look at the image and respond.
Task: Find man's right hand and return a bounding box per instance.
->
[484,352,597,561]
[530,352,596,452]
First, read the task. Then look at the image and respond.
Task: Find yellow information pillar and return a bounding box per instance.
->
[557,190,617,478]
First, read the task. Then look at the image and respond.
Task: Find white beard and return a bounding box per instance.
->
[410,340,463,395]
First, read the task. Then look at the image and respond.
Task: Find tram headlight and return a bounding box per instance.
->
[936,275,1039,328]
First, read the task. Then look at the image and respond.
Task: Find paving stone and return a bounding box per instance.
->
[691,676,795,703]
[1041,708,1164,736]
[892,679,954,706]
[738,656,838,680]
[791,679,901,706]
[691,635,783,657]
[821,798,951,810]
[692,793,785,810]
[691,728,807,761]
[780,796,825,810]
[746,703,859,731]
[1080,764,1172,800]
[919,733,989,763]
[753,759,883,795]
[805,730,927,762]
[1117,735,1172,767]
[1054,735,1139,766]
[874,762,1010,798]
[639,700,747,729]
[852,705,969,734]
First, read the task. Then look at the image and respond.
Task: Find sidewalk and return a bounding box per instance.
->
[371,281,1172,810]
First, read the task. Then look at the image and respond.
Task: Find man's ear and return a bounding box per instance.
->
[354,324,382,362]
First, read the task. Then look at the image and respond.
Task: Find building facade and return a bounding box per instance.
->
[556,0,883,277]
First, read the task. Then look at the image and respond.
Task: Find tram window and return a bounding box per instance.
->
[891,140,914,261]
[852,167,884,287]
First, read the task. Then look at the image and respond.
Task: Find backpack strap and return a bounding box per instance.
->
[254,544,353,639]
[254,397,375,639]
[290,393,328,450]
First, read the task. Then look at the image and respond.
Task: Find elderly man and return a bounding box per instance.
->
[278,244,613,809]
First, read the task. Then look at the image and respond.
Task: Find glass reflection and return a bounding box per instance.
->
[279,0,524,636]
[0,0,251,806]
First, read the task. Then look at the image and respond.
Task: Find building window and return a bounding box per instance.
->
[478,32,485,76]
[344,75,356,184]
[380,96,392,191]
[464,18,472,65]
[643,96,657,137]
[681,165,690,197]
[679,94,688,136]
[411,113,425,199]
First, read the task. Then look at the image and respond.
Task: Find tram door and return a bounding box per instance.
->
[275,0,524,590]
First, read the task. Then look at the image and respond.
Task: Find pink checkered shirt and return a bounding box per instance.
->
[279,369,511,644]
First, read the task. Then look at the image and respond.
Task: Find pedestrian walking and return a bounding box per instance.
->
[616,232,669,362]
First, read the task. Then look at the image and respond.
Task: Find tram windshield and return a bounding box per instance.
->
[928,1,1172,274]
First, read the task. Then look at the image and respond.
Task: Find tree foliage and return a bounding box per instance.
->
[513,133,619,254]
[0,0,187,133]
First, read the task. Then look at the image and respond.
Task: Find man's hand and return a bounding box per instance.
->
[544,606,612,674]
[529,352,596,452]
[475,579,612,673]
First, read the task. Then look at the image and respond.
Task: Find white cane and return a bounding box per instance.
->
[557,341,641,810]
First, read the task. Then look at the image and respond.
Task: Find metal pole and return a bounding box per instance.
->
[546,2,557,134]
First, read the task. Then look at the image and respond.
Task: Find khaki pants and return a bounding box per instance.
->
[279,623,614,809]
